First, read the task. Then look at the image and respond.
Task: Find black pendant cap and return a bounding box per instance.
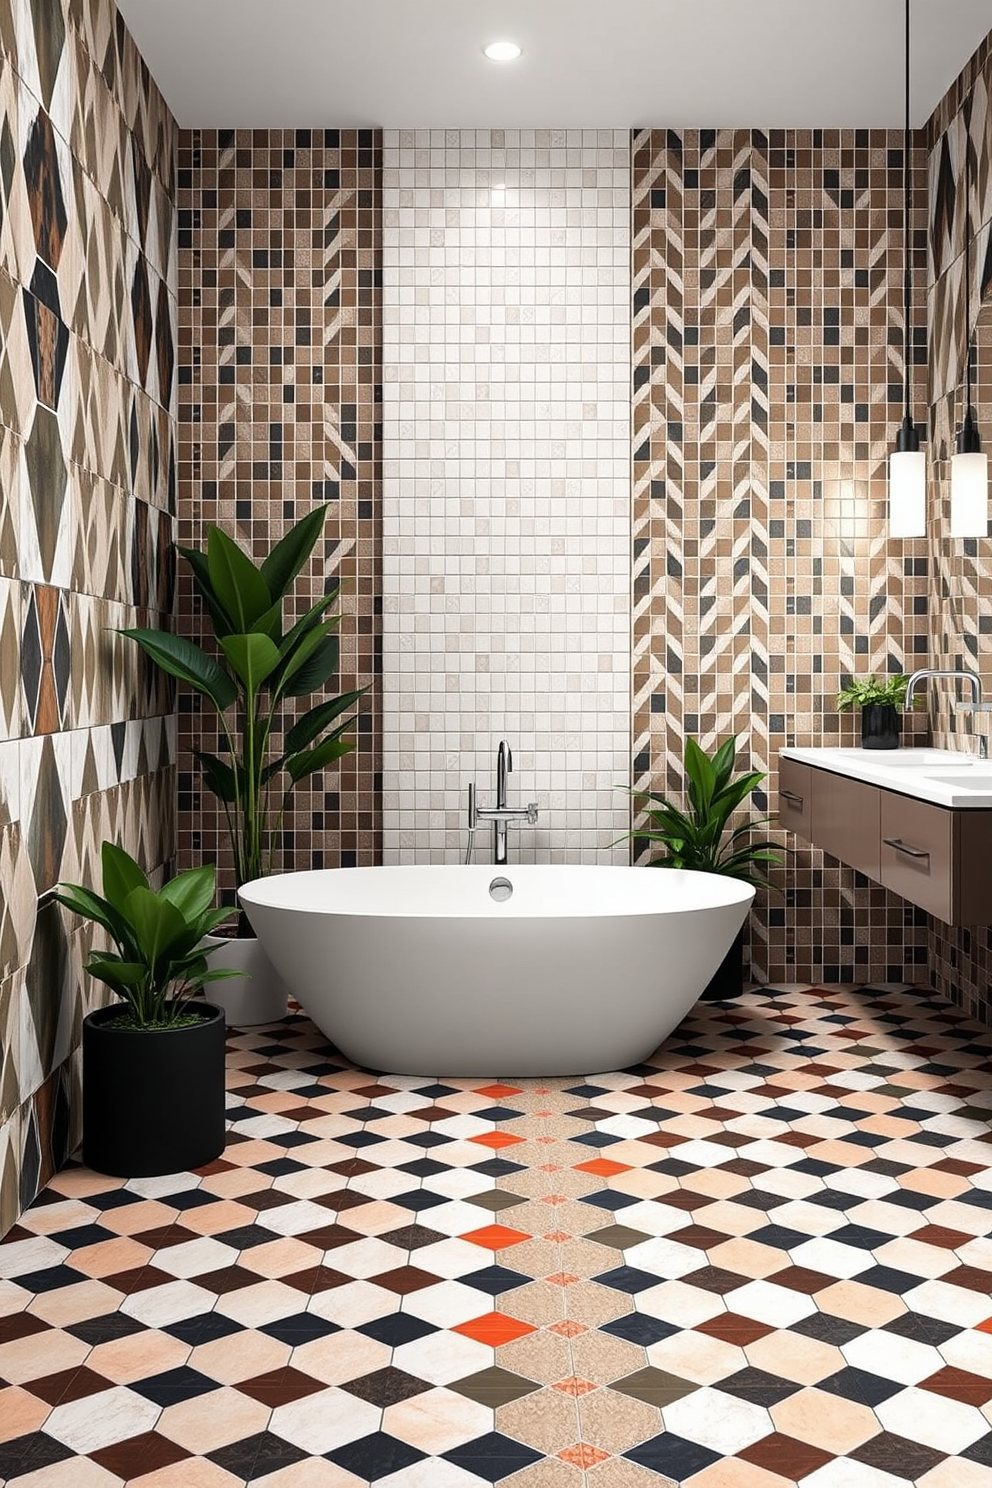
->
[895,414,920,453]
[957,406,982,455]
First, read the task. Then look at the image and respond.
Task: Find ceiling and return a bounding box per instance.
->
[116,0,992,131]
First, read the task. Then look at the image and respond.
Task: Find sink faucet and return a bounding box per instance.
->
[467,740,539,865]
[904,668,983,711]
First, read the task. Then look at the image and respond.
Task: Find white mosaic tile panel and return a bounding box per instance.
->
[382,129,631,864]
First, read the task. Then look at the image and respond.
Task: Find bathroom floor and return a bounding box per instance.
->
[2,985,992,1488]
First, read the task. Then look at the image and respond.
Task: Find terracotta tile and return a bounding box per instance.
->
[0,1382,51,1441]
[738,1431,832,1479]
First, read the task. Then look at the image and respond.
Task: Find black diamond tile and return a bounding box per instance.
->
[827,1223,891,1251]
[571,1131,622,1148]
[398,1158,449,1177]
[460,1265,529,1296]
[736,1189,788,1212]
[883,1312,961,1347]
[261,1312,341,1345]
[132,1365,218,1406]
[50,1223,115,1248]
[164,1312,243,1346]
[330,1432,427,1479]
[818,1365,901,1407]
[443,1431,542,1480]
[14,1264,87,1293]
[603,1313,678,1347]
[67,1312,147,1347]
[718,1367,801,1406]
[625,1432,720,1478]
[882,1187,941,1210]
[964,1432,992,1468]
[790,1313,865,1346]
[471,1158,524,1177]
[581,1190,639,1212]
[855,1264,925,1294]
[473,1106,524,1122]
[391,1189,446,1211]
[0,1433,74,1480]
[748,1223,808,1250]
[255,1157,308,1177]
[359,1313,438,1348]
[593,1266,660,1294]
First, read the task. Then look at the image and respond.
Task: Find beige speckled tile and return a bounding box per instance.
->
[497,1386,580,1454]
[578,1387,664,1454]
[568,1326,645,1385]
[586,1455,676,1488]
[497,1329,574,1385]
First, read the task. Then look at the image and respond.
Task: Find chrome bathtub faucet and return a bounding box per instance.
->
[467,740,539,865]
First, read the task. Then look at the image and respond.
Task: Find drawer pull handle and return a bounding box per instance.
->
[883,837,930,861]
[781,790,804,807]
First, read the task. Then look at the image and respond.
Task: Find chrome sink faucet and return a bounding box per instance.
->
[904,668,988,759]
[467,741,539,865]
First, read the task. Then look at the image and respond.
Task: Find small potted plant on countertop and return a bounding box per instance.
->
[120,505,366,1026]
[620,735,782,998]
[53,844,236,1177]
[836,673,914,750]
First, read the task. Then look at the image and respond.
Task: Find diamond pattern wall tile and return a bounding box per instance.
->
[0,265,39,438]
[21,405,72,585]
[0,70,37,286]
[0,574,23,737]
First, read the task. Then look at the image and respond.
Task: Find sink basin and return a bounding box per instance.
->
[923,773,992,789]
[832,748,973,767]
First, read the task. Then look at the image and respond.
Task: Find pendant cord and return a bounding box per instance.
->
[903,0,912,422]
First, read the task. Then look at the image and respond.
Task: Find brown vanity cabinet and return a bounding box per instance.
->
[778,755,992,925]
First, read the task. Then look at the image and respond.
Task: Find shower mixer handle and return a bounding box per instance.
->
[467,741,539,865]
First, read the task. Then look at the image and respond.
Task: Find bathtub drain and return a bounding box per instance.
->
[489,876,513,902]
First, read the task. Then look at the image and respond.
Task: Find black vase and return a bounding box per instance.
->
[701,928,745,1000]
[861,703,900,750]
[83,1003,226,1177]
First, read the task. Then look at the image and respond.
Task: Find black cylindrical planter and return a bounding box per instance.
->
[701,928,745,1000]
[861,703,901,750]
[83,1003,226,1177]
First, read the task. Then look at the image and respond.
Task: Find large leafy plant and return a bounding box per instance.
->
[120,507,365,927]
[620,735,782,890]
[53,844,236,1029]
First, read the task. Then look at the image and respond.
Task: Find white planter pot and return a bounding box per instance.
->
[202,934,289,1027]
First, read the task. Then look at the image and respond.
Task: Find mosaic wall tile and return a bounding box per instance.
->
[176,127,381,891]
[632,128,931,986]
[925,36,992,1023]
[381,128,631,865]
[0,0,177,1238]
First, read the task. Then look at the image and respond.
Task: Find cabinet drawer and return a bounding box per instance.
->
[811,773,881,879]
[879,794,953,922]
[778,758,812,841]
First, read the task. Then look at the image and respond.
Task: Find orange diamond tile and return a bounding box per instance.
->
[541,1195,568,1205]
[574,1158,631,1176]
[462,1224,530,1249]
[977,1317,992,1335]
[475,1083,522,1098]
[543,1231,571,1243]
[549,1319,587,1337]
[554,1377,599,1397]
[470,1132,525,1149]
[453,1311,537,1346]
[559,1443,610,1468]
[546,1272,580,1287]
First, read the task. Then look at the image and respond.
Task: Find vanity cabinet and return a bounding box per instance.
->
[778,756,992,925]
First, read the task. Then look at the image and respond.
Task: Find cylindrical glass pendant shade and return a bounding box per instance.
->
[888,449,926,537]
[950,450,989,537]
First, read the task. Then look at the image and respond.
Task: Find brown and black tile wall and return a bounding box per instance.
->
[925,33,992,1021]
[176,128,381,893]
[0,0,177,1234]
[632,127,931,987]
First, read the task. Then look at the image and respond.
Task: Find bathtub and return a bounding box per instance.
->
[238,864,754,1077]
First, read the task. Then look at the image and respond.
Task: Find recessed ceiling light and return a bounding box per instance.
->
[483,40,521,62]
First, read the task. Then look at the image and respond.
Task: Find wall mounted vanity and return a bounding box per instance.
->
[778,748,992,926]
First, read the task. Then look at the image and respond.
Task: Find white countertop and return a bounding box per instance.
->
[780,746,992,809]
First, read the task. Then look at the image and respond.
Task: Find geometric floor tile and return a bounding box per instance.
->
[3,983,992,1485]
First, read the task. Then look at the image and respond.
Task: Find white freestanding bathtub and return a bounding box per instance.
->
[238,865,754,1076]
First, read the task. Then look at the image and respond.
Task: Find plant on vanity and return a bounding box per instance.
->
[53,844,234,1176]
[620,735,782,997]
[836,673,915,750]
[119,505,366,1024]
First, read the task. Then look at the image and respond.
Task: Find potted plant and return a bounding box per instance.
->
[120,506,366,1025]
[53,844,236,1177]
[620,736,782,998]
[836,673,913,750]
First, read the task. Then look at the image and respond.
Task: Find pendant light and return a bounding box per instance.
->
[949,124,989,537]
[889,0,926,537]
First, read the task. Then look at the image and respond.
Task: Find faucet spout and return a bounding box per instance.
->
[497,740,511,810]
[904,668,983,711]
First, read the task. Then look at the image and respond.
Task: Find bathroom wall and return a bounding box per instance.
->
[632,129,931,984]
[0,0,176,1234]
[925,33,992,1021]
[382,129,631,863]
[176,129,381,888]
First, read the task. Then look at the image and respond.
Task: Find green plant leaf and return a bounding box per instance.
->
[117,629,237,712]
[207,526,272,630]
[283,689,367,753]
[85,957,148,990]
[279,633,341,697]
[99,842,148,915]
[219,632,282,693]
[51,884,136,955]
[193,750,241,804]
[177,545,236,639]
[286,732,354,783]
[260,505,328,600]
[123,887,188,970]
[159,865,217,923]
